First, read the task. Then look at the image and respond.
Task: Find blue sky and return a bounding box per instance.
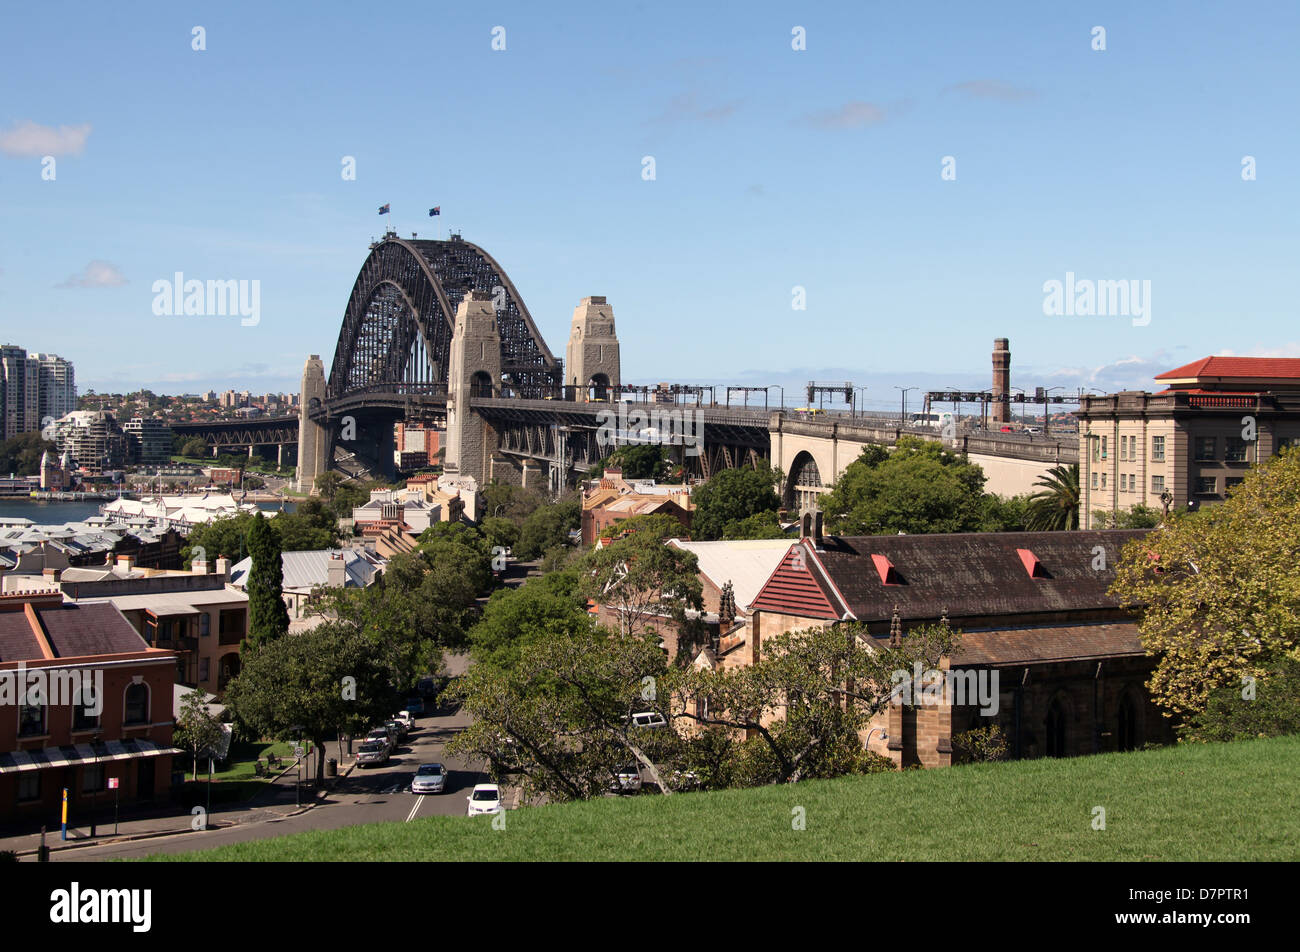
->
[1,1,1297,412]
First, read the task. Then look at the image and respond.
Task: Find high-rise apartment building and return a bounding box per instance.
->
[0,345,77,440]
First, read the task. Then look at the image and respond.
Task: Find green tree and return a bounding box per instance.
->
[1110,450,1300,718]
[0,433,57,476]
[245,513,289,648]
[481,483,543,525]
[980,493,1032,532]
[589,444,668,480]
[578,513,703,643]
[174,689,225,780]
[468,568,590,670]
[1179,654,1300,742]
[447,624,676,800]
[819,437,987,535]
[691,464,783,541]
[480,516,520,554]
[1025,464,1080,531]
[272,499,339,551]
[224,622,394,783]
[314,471,341,504]
[671,621,958,783]
[720,510,787,540]
[516,498,581,560]
[180,437,209,459]
[1092,504,1162,529]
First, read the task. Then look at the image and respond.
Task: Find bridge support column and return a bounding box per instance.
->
[519,458,542,491]
[565,296,620,401]
[296,354,329,492]
[445,291,501,486]
[277,444,283,467]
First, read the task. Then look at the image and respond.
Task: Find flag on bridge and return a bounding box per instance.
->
[378,203,390,215]
[428,206,440,216]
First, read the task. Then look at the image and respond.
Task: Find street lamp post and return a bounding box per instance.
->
[89,730,103,837]
[894,387,917,427]
[769,385,785,412]
[853,386,869,419]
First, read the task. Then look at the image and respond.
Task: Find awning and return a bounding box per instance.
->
[0,739,181,774]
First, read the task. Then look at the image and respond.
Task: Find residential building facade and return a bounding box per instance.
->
[1077,357,1300,527]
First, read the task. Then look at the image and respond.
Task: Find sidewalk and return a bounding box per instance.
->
[1,754,359,858]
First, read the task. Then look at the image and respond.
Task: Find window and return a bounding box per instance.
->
[1276,436,1297,455]
[1151,436,1165,462]
[199,613,210,637]
[124,682,149,725]
[199,657,210,682]
[1195,437,1216,461]
[1100,472,1107,490]
[1100,436,1108,460]
[17,773,40,802]
[1225,476,1245,492]
[1120,474,1128,492]
[72,702,100,732]
[1195,476,1217,495]
[1119,436,1127,461]
[1091,472,1098,490]
[19,702,45,737]
[1225,437,1248,462]
[1151,474,1165,494]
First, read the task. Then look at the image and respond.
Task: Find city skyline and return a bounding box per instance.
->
[2,2,1298,407]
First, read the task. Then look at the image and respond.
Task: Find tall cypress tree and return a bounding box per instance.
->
[245,512,290,648]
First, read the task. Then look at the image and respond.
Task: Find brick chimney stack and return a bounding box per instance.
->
[991,337,1011,424]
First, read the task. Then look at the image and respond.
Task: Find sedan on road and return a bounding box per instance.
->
[467,783,503,816]
[411,763,448,794]
[356,741,391,767]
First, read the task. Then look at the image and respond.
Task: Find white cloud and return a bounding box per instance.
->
[803,101,889,129]
[0,120,92,157]
[943,80,1036,103]
[57,260,127,288]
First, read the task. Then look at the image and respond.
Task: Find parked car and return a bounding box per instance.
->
[366,727,395,752]
[387,718,409,741]
[628,710,667,729]
[611,765,643,793]
[411,763,448,794]
[404,698,425,717]
[467,783,503,816]
[356,741,390,767]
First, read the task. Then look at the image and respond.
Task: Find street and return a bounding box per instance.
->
[38,689,490,861]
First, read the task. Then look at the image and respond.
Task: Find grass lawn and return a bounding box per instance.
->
[150,734,1299,862]
[174,740,301,804]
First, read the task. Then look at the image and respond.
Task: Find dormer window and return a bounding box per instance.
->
[1016,548,1050,579]
[871,554,904,586]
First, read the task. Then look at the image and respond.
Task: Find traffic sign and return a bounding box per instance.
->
[107,777,120,790]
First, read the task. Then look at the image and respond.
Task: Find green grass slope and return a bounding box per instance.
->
[151,735,1299,861]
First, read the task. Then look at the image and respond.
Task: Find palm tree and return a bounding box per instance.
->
[1026,463,1080,531]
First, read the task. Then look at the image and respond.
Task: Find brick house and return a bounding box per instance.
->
[0,591,179,824]
[722,524,1174,767]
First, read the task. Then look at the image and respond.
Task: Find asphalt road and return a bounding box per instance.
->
[48,692,487,861]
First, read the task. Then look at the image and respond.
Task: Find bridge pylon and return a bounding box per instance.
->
[296,354,329,492]
[565,296,620,400]
[445,290,502,485]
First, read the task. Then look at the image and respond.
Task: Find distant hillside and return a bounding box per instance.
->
[152,735,1299,862]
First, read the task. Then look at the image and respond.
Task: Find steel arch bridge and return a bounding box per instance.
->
[327,234,561,400]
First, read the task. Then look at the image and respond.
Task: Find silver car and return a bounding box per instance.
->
[356,741,390,767]
[411,763,448,794]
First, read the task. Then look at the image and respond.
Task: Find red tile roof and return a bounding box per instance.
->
[1155,356,1300,381]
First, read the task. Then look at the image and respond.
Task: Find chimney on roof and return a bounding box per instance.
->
[192,556,209,575]
[215,555,231,579]
[327,552,346,588]
[116,554,135,572]
[42,567,62,583]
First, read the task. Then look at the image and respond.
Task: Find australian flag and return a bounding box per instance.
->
[378,203,390,215]
[428,206,440,217]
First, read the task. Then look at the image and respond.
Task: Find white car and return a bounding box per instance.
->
[611,765,643,793]
[411,763,447,794]
[466,783,503,816]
